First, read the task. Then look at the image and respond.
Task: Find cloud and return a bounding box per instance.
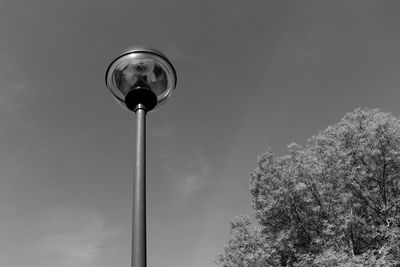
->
[0,76,39,131]
[161,41,184,62]
[39,209,116,267]
[0,52,33,122]
[0,80,27,119]
[179,174,201,198]
[166,151,210,200]
[151,126,173,139]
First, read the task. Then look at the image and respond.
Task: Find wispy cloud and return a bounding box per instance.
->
[0,53,47,135]
[0,80,27,119]
[161,41,184,62]
[151,126,173,139]
[0,77,39,132]
[39,208,117,267]
[165,151,210,200]
[179,174,201,198]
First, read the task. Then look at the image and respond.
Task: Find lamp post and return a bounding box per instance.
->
[105,47,177,267]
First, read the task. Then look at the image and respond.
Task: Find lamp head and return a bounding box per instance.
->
[105,47,177,112]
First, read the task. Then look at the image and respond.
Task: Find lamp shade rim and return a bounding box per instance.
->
[105,47,177,90]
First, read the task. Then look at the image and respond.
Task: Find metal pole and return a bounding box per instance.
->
[132,104,147,267]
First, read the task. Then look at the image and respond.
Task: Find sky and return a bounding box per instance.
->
[1,0,400,266]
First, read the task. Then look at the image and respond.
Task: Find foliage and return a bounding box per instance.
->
[217,108,400,266]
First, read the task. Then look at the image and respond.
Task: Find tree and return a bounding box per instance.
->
[217,108,400,266]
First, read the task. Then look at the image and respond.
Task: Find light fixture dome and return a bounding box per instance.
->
[105,47,177,112]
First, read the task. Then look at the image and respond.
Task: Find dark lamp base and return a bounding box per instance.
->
[125,88,157,112]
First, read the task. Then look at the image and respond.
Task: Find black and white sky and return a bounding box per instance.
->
[1,1,400,266]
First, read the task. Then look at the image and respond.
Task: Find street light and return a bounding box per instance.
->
[105,47,177,267]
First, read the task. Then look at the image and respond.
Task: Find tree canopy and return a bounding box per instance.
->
[217,108,400,267]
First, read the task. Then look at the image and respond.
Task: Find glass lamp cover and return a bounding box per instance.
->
[106,48,177,111]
